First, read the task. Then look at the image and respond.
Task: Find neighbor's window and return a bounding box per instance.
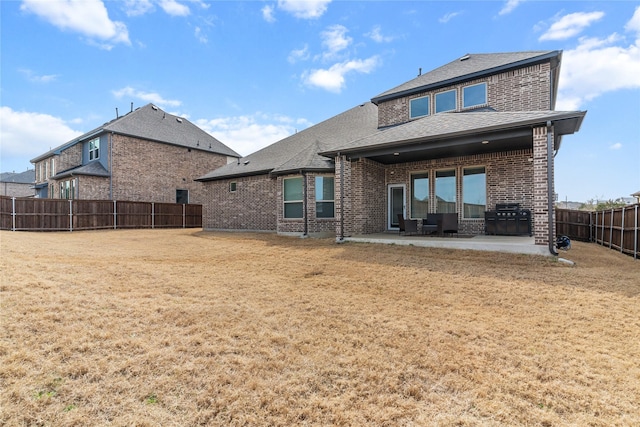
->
[435,89,457,113]
[463,167,486,218]
[176,189,189,204]
[89,138,100,160]
[463,83,487,109]
[315,176,335,218]
[410,173,429,218]
[284,177,303,218]
[410,95,430,119]
[50,157,56,176]
[435,169,456,213]
[229,182,237,192]
[60,179,76,200]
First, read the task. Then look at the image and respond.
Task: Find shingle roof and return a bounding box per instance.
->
[0,169,35,184]
[372,51,560,103]
[31,104,240,162]
[322,110,586,156]
[196,102,379,181]
[52,161,110,179]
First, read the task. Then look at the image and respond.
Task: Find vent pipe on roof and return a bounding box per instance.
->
[131,102,133,113]
[418,67,422,76]
[115,108,119,119]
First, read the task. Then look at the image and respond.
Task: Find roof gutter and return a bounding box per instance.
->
[547,120,558,256]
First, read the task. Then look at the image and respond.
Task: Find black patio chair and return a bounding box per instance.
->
[422,214,442,235]
[441,213,458,237]
[397,214,418,235]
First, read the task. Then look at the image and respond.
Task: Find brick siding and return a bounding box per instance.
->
[202,175,278,231]
[532,125,553,245]
[110,134,229,203]
[377,62,551,127]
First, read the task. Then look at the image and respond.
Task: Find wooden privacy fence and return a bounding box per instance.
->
[556,205,639,260]
[0,196,202,231]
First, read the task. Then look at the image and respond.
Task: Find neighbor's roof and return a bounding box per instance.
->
[0,169,35,184]
[196,102,379,181]
[372,51,561,104]
[31,104,240,162]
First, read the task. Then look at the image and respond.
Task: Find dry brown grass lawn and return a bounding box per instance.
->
[1,229,639,426]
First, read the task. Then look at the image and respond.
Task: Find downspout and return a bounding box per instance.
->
[338,153,345,242]
[547,121,558,256]
[109,132,113,200]
[302,170,308,237]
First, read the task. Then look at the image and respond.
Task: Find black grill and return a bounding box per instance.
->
[485,203,532,236]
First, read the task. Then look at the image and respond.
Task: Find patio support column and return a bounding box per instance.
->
[532,124,555,248]
[335,154,345,241]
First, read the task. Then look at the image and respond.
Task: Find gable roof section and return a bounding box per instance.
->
[196,102,379,181]
[320,110,586,164]
[52,161,110,179]
[31,104,240,163]
[372,51,561,105]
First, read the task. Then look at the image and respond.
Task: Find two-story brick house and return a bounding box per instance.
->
[197,51,586,252]
[31,104,240,203]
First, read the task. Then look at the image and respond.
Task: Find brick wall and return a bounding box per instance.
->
[532,125,553,245]
[0,182,33,197]
[58,145,82,175]
[337,149,535,236]
[201,174,277,231]
[111,134,229,203]
[77,176,110,200]
[377,62,551,127]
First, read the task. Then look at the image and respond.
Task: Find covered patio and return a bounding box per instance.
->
[343,233,550,256]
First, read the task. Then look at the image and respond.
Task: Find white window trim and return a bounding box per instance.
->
[283,176,304,219]
[462,165,487,219]
[315,176,335,219]
[409,95,430,119]
[462,82,488,110]
[435,89,457,113]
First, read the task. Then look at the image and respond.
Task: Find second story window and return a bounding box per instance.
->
[410,95,430,119]
[463,83,487,109]
[435,89,457,113]
[89,138,100,161]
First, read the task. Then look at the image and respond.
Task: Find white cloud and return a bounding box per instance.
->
[277,0,331,19]
[0,107,83,170]
[112,87,182,108]
[288,44,310,64]
[557,34,640,110]
[439,12,462,24]
[499,0,524,16]
[303,56,381,93]
[366,25,394,43]
[21,0,130,48]
[320,25,352,60]
[626,6,640,33]
[539,11,605,41]
[609,142,623,150]
[262,5,276,23]
[195,113,313,156]
[194,26,207,43]
[19,69,59,83]
[123,0,154,17]
[158,0,190,16]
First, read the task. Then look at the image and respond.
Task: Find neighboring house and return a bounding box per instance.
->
[197,51,586,251]
[632,191,640,204]
[31,104,240,204]
[0,169,35,197]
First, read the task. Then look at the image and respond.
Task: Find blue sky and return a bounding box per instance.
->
[1,0,638,203]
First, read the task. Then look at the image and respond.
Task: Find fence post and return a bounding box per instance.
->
[183,204,186,228]
[635,205,638,260]
[11,197,16,231]
[69,200,73,232]
[609,208,614,249]
[152,202,155,229]
[620,207,625,254]
[113,200,117,230]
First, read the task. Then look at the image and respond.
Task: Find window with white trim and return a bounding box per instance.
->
[315,176,334,218]
[435,169,456,213]
[89,138,100,161]
[463,83,487,109]
[410,173,429,218]
[283,177,303,218]
[462,167,486,218]
[410,95,430,119]
[435,89,457,113]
